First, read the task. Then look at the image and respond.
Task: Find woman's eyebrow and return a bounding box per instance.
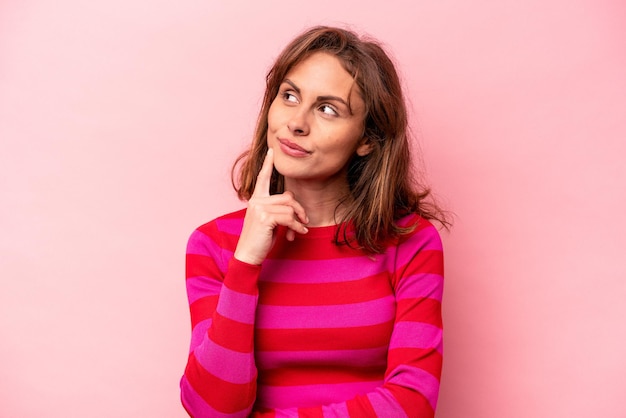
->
[283,79,301,94]
[283,79,350,108]
[317,94,349,107]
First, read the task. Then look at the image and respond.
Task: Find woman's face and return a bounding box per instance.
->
[267,52,370,191]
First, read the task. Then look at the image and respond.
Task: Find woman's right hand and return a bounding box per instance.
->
[233,148,309,265]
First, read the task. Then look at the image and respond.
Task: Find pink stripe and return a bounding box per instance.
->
[256,296,395,329]
[216,285,258,324]
[367,388,408,418]
[186,275,222,304]
[394,227,442,267]
[257,347,388,369]
[180,376,248,418]
[190,318,212,353]
[389,322,443,354]
[261,257,387,283]
[383,365,440,410]
[193,339,256,385]
[273,408,299,417]
[187,229,229,275]
[257,380,381,409]
[187,229,221,256]
[322,403,350,418]
[395,273,443,302]
[216,217,244,235]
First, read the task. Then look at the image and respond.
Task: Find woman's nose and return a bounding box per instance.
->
[287,109,310,136]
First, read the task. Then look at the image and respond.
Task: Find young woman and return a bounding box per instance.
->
[181,26,448,417]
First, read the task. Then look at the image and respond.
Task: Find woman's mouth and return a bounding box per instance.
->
[278,138,311,157]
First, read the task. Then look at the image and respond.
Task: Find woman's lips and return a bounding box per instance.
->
[278,138,311,157]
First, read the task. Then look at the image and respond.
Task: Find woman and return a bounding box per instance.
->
[181,26,447,417]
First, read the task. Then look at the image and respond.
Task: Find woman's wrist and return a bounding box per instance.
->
[233,250,264,266]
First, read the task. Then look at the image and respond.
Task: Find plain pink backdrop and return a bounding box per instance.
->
[1,0,625,417]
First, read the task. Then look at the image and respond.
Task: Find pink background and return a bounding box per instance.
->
[1,0,625,417]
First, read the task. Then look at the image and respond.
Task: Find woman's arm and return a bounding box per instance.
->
[180,224,261,417]
[181,150,309,417]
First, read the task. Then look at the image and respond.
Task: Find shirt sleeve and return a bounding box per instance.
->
[180,224,262,417]
[251,221,444,418]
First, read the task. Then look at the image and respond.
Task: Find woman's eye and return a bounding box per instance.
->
[320,105,338,116]
[283,92,298,103]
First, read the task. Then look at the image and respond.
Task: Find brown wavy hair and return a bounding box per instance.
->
[232,26,449,253]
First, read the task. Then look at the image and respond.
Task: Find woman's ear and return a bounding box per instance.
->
[356,139,373,157]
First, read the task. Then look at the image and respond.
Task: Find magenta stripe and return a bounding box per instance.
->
[180,376,248,418]
[186,275,222,304]
[187,229,221,256]
[190,318,212,353]
[384,365,440,410]
[216,285,258,324]
[273,407,300,417]
[222,249,235,262]
[261,257,387,284]
[258,380,381,409]
[394,228,442,266]
[187,229,230,275]
[389,322,443,353]
[395,273,443,302]
[257,347,388,369]
[216,217,244,235]
[193,339,256,385]
[322,403,350,418]
[367,388,408,418]
[256,296,395,329]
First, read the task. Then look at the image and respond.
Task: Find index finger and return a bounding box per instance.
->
[252,148,274,198]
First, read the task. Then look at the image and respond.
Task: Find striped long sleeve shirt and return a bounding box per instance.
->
[180,209,444,417]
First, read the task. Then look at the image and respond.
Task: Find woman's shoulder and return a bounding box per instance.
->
[395,212,443,247]
[192,208,247,239]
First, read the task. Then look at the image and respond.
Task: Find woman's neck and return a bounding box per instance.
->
[284,178,350,227]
